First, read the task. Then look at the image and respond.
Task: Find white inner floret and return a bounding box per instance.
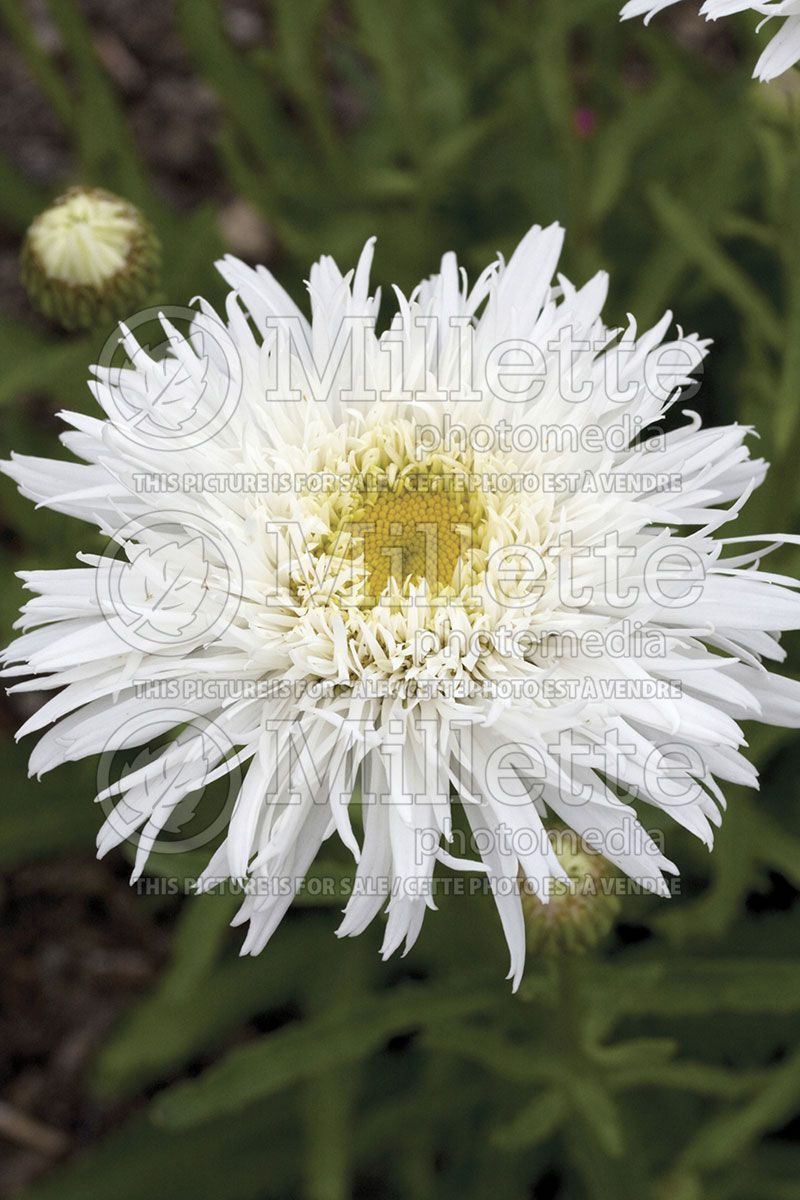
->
[28,191,138,287]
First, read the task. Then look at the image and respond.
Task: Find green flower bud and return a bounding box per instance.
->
[20,186,160,332]
[522,843,621,955]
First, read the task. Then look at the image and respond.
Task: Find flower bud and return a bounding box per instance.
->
[20,186,160,332]
[522,844,620,954]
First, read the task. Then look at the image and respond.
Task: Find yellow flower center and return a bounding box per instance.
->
[351,479,469,599]
[299,428,507,619]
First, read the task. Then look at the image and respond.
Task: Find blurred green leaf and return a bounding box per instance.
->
[682,1046,800,1171]
[47,0,153,206]
[0,0,74,128]
[1,5,800,1200]
[22,1103,300,1200]
[0,151,49,230]
[91,908,319,1100]
[153,974,500,1128]
[649,185,783,351]
[492,1090,567,1150]
[0,321,92,405]
[0,739,98,868]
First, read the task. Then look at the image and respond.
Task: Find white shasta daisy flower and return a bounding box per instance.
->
[621,0,800,82]
[3,224,800,988]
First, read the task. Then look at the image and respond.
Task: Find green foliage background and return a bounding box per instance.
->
[1,1,800,1198]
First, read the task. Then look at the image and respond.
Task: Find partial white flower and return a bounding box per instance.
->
[620,0,800,81]
[3,224,800,988]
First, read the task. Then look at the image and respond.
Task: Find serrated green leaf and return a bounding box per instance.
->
[91,914,318,1101]
[682,1046,800,1171]
[153,975,500,1128]
[492,1090,566,1151]
[588,958,800,1025]
[424,1024,558,1084]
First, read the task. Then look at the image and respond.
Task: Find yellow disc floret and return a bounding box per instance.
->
[349,476,470,600]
